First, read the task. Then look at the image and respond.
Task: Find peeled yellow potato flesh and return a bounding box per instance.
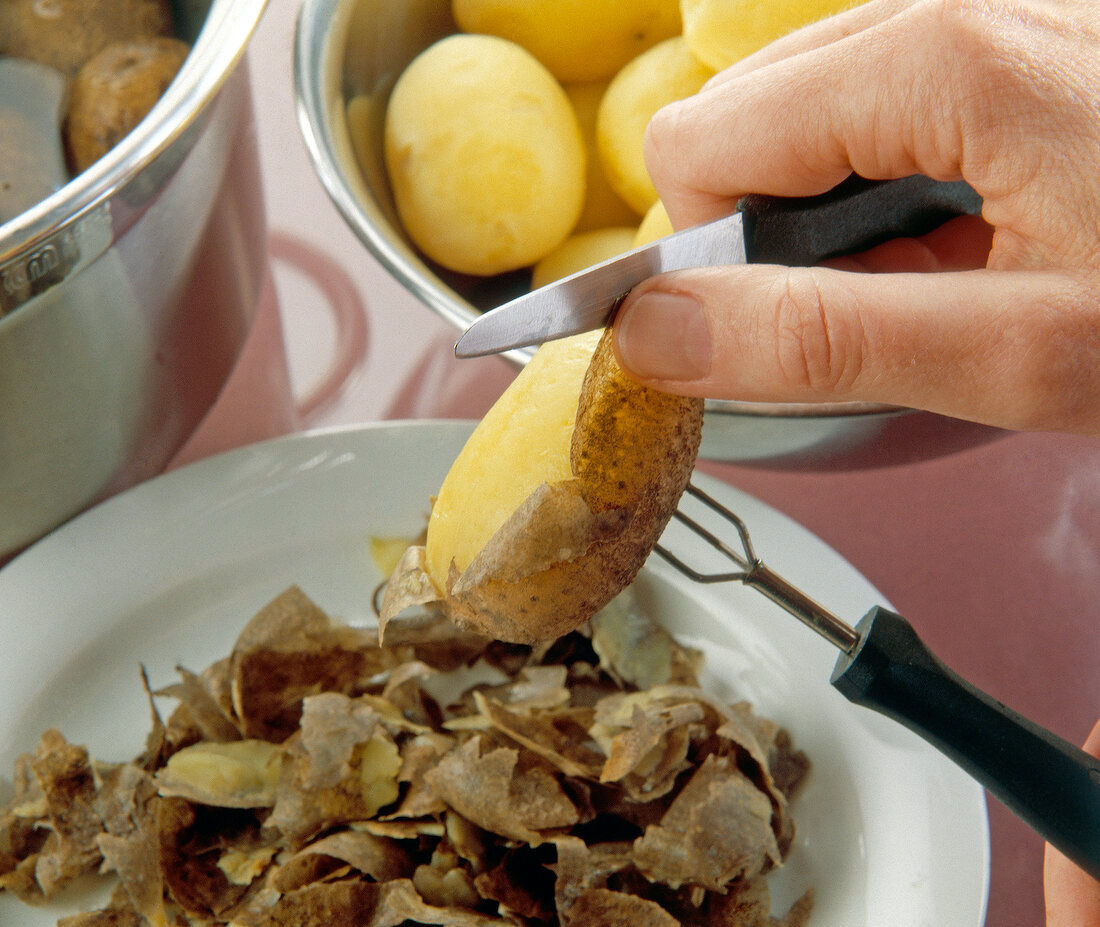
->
[383,329,704,644]
[565,80,644,233]
[383,34,585,276]
[531,227,639,289]
[682,0,862,71]
[597,37,714,216]
[452,0,682,84]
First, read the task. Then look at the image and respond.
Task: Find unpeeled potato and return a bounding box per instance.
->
[0,0,174,78]
[382,328,704,643]
[597,37,714,215]
[452,0,682,84]
[64,37,191,173]
[383,34,586,276]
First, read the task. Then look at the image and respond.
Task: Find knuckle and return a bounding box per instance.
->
[767,270,866,395]
[931,0,1002,42]
[643,102,687,191]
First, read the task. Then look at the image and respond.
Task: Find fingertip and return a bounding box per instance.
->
[614,286,712,383]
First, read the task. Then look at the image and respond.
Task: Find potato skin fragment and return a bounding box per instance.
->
[442,328,703,643]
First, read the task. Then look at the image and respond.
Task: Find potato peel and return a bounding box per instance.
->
[445,479,632,642]
[0,586,812,926]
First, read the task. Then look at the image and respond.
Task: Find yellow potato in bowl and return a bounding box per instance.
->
[452,0,682,84]
[382,328,704,643]
[682,0,863,70]
[383,34,586,276]
[565,80,643,233]
[635,199,674,246]
[597,37,714,215]
[531,226,638,289]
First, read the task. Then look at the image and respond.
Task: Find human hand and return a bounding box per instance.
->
[612,0,1100,435]
[1044,719,1100,926]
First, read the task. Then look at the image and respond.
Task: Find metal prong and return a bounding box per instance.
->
[657,483,861,655]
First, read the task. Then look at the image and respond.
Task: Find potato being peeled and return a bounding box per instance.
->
[383,34,586,276]
[381,328,704,643]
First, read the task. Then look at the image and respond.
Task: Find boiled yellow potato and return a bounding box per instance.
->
[532,227,638,289]
[634,199,674,246]
[597,37,714,215]
[566,81,643,233]
[383,34,586,276]
[682,0,862,71]
[452,0,682,84]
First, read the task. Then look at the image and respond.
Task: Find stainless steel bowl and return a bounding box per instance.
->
[0,0,270,556]
[293,0,1002,467]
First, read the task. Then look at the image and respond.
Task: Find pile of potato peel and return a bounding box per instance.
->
[0,585,813,926]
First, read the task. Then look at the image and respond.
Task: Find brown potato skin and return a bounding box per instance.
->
[444,328,704,642]
[64,37,191,173]
[0,0,175,78]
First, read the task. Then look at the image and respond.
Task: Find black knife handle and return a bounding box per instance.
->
[830,606,1100,881]
[738,174,983,266]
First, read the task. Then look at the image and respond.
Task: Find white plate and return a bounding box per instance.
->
[0,421,989,925]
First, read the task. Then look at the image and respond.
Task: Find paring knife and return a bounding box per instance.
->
[454,173,983,358]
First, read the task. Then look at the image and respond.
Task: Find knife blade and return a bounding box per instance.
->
[454,174,982,359]
[455,211,746,358]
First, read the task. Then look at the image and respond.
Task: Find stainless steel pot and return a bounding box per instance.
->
[0,0,270,556]
[294,0,1003,468]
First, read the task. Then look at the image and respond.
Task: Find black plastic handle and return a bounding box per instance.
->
[831,606,1100,881]
[738,174,983,266]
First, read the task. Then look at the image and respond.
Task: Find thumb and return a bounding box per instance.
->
[612,263,1098,434]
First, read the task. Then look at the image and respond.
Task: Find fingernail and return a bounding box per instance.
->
[616,290,711,381]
